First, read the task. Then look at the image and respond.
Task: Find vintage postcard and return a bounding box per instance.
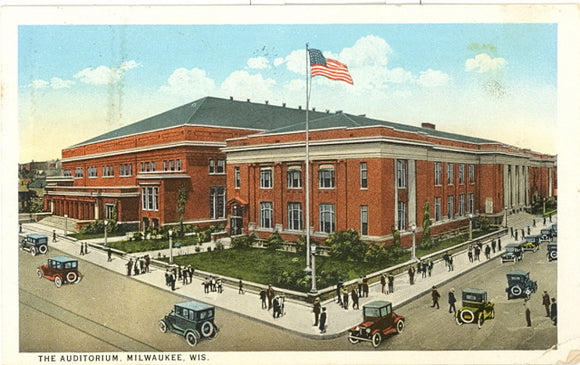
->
[2,3,579,365]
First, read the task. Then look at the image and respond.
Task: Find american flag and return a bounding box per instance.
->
[308,48,353,85]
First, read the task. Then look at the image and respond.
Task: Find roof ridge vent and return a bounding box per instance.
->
[229,96,234,100]
[265,100,269,105]
[335,110,342,114]
[282,103,286,107]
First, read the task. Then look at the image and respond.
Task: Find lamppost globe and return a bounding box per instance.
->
[168,229,174,264]
[410,224,417,262]
[63,214,68,237]
[309,242,317,293]
[103,219,108,247]
[468,214,473,240]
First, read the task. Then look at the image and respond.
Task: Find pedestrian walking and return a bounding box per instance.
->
[550,298,557,325]
[19,223,22,233]
[498,238,502,251]
[515,230,518,241]
[542,291,551,317]
[313,297,321,326]
[421,260,427,278]
[133,260,140,275]
[485,245,491,260]
[238,279,245,294]
[448,255,454,271]
[335,282,343,306]
[84,242,89,254]
[524,301,532,327]
[491,240,496,254]
[543,216,546,226]
[387,274,394,294]
[217,278,223,293]
[126,259,133,276]
[273,297,282,319]
[80,242,85,255]
[107,247,112,261]
[380,274,386,294]
[170,271,176,291]
[362,276,369,297]
[533,218,536,227]
[510,227,514,238]
[468,245,474,262]
[521,229,525,239]
[357,278,363,297]
[527,226,531,235]
[474,245,481,261]
[165,269,171,286]
[431,286,441,309]
[549,213,552,223]
[448,288,457,314]
[408,266,415,285]
[182,269,188,286]
[260,289,267,309]
[319,307,327,334]
[53,230,57,243]
[351,288,359,310]
[267,285,275,310]
[341,286,349,309]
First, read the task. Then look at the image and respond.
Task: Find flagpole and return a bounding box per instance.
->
[305,43,311,270]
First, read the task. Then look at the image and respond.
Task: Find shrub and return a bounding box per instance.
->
[231,233,257,249]
[327,229,367,263]
[266,231,284,251]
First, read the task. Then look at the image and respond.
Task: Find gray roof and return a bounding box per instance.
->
[73,96,498,148]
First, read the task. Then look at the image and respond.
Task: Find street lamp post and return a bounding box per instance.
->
[169,229,174,264]
[104,220,108,247]
[410,224,417,261]
[504,206,508,228]
[468,213,473,240]
[310,243,317,294]
[64,214,68,237]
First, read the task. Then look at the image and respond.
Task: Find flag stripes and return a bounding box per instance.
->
[308,48,353,85]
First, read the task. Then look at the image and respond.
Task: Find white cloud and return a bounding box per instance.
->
[338,35,391,68]
[417,69,450,87]
[465,53,507,73]
[247,57,270,70]
[159,67,216,96]
[220,70,276,101]
[29,79,49,89]
[283,49,307,75]
[50,77,75,89]
[74,60,139,85]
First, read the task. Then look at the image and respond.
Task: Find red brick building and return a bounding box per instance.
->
[45,96,556,246]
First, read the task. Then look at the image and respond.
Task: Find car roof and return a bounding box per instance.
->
[363,300,392,309]
[28,234,47,239]
[463,288,486,295]
[49,256,77,263]
[175,300,214,311]
[507,270,529,276]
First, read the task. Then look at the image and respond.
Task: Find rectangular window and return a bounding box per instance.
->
[434,162,442,186]
[287,202,303,231]
[318,165,335,189]
[63,169,72,177]
[468,193,474,214]
[360,205,368,235]
[176,159,182,171]
[105,204,115,220]
[434,197,442,221]
[88,166,97,178]
[447,163,454,185]
[260,168,273,189]
[397,201,406,231]
[169,160,175,171]
[142,187,159,211]
[120,164,132,177]
[102,165,114,177]
[458,164,465,184]
[217,159,225,174]
[360,162,368,189]
[151,161,156,171]
[458,194,465,217]
[287,166,302,189]
[447,195,454,219]
[209,187,226,219]
[74,167,84,178]
[396,160,407,188]
[163,161,168,171]
[319,203,335,234]
[209,159,215,174]
[469,164,475,184]
[234,167,241,189]
[260,201,273,229]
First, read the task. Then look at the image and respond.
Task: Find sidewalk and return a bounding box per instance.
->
[22,212,556,339]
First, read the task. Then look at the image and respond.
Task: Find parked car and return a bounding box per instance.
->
[347,300,405,348]
[501,243,524,263]
[550,224,557,238]
[159,300,219,347]
[455,289,495,329]
[521,235,541,252]
[506,270,537,299]
[539,228,553,242]
[20,233,49,256]
[36,256,83,288]
[547,242,557,261]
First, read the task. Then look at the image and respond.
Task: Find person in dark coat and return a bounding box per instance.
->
[527,226,531,235]
[387,274,394,294]
[238,279,244,294]
[533,218,536,227]
[53,230,57,243]
[542,291,551,317]
[80,242,85,255]
[335,282,343,306]
[351,288,359,310]
[260,289,267,309]
[273,297,282,318]
[448,255,454,271]
[319,307,327,334]
[491,240,496,254]
[448,288,457,314]
[524,301,532,327]
[431,286,440,309]
[497,238,502,251]
[550,298,557,325]
[267,285,275,310]
[362,276,369,297]
[408,267,415,285]
[313,297,321,326]
[126,259,133,276]
[485,245,491,260]
[380,274,386,294]
[510,227,514,238]
[474,245,481,261]
[341,286,349,309]
[107,247,112,261]
[170,271,176,291]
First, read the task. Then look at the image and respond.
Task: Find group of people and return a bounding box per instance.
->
[125,255,151,276]
[78,242,89,255]
[163,264,194,290]
[312,297,327,333]
[201,275,223,294]
[259,285,285,318]
[380,273,395,294]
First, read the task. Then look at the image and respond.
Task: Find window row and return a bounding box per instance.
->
[209,159,225,174]
[434,162,475,186]
[433,193,475,221]
[71,164,134,178]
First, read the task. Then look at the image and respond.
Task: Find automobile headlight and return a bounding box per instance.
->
[354,326,360,331]
[365,328,371,334]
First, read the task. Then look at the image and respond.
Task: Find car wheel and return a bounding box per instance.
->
[158,320,167,333]
[490,308,495,319]
[76,273,83,283]
[550,251,557,260]
[208,324,219,339]
[348,335,360,344]
[396,320,405,334]
[54,275,62,288]
[513,257,516,263]
[66,272,78,283]
[477,313,484,329]
[200,321,214,338]
[185,331,198,347]
[511,285,522,297]
[459,309,475,324]
[30,246,37,256]
[39,245,48,254]
[371,332,382,348]
[36,269,43,279]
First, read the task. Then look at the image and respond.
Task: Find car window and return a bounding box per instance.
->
[509,276,521,281]
[50,261,62,269]
[199,310,207,320]
[364,308,381,317]
[64,262,76,269]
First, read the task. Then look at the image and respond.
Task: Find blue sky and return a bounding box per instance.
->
[18,23,557,162]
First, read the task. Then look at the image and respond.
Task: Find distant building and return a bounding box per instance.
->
[44,96,556,245]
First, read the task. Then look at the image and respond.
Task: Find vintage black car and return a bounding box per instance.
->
[455,289,495,329]
[550,224,557,238]
[501,243,524,263]
[159,300,219,346]
[539,228,553,242]
[506,270,537,299]
[547,242,557,261]
[20,234,49,256]
[37,256,83,288]
[347,300,405,348]
[521,235,541,252]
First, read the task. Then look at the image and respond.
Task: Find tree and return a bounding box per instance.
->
[420,200,432,249]
[266,231,284,251]
[327,229,367,263]
[389,226,404,258]
[176,184,188,238]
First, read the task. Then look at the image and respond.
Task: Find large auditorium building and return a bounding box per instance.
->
[44,96,557,246]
